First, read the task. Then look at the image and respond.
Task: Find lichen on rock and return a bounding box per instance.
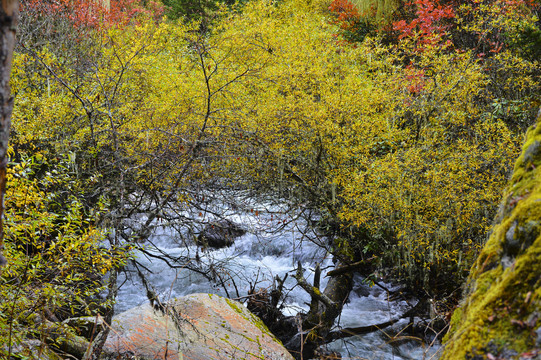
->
[442,109,541,359]
[103,293,294,360]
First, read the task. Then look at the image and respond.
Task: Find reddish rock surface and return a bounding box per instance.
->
[104,293,294,360]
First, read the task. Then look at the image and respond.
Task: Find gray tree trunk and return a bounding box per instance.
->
[0,0,18,268]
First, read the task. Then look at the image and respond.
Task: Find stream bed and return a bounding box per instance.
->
[115,194,441,359]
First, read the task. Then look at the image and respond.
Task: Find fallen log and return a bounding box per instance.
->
[326,301,422,342]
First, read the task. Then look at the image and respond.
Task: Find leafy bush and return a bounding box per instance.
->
[0,152,129,357]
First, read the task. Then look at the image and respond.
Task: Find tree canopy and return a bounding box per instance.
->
[1,0,540,357]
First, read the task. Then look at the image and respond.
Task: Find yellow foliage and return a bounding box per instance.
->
[0,153,129,353]
[8,0,539,300]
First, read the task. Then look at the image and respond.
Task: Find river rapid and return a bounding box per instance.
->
[115,193,441,360]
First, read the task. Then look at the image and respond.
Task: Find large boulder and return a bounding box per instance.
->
[103,293,294,360]
[442,110,541,359]
[197,220,246,249]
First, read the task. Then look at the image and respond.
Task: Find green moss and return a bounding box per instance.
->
[442,115,541,360]
[443,307,461,343]
[225,298,244,315]
[218,333,265,359]
[224,297,283,344]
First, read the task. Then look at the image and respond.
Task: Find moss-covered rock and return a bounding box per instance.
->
[442,109,541,359]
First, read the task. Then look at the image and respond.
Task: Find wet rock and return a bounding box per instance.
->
[352,283,371,297]
[197,220,246,248]
[104,293,294,360]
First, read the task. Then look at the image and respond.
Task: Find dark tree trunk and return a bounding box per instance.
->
[304,263,353,338]
[0,0,18,268]
[286,260,353,359]
[249,258,420,360]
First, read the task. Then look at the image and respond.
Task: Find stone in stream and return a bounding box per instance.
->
[103,293,294,360]
[196,219,246,249]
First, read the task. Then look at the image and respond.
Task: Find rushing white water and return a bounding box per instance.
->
[115,195,441,359]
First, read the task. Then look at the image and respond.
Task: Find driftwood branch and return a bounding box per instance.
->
[294,261,336,311]
[326,257,377,277]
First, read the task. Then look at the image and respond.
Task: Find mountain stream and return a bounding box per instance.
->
[115,194,441,360]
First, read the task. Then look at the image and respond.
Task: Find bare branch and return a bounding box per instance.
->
[294,261,336,311]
